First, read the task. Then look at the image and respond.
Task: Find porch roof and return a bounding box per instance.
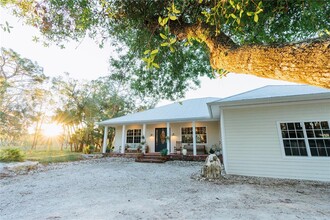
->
[99,97,220,126]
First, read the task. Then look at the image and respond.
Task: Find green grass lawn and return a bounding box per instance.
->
[25,150,82,164]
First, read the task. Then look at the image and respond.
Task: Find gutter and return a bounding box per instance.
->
[97,116,218,127]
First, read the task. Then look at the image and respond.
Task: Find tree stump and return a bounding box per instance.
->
[201,154,221,179]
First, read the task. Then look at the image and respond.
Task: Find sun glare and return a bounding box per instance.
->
[42,123,63,137]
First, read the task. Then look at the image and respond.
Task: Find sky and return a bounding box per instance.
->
[0,8,294,107]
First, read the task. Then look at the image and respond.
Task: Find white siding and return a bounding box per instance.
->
[223,102,330,181]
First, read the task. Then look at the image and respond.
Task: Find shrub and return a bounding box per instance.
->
[89,145,95,153]
[106,146,114,153]
[0,148,25,162]
[82,146,90,154]
[160,148,168,156]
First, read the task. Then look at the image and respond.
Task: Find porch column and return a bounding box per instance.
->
[142,123,146,139]
[102,126,108,153]
[192,121,197,156]
[167,122,170,155]
[142,123,146,153]
[220,109,228,171]
[121,125,126,153]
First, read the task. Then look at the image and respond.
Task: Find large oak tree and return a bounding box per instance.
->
[2,0,329,99]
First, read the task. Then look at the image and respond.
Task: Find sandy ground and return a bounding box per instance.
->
[0,158,329,220]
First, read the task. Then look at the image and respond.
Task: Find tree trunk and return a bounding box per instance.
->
[175,25,330,88]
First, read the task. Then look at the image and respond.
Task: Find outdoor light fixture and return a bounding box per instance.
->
[150,134,153,137]
[172,133,175,136]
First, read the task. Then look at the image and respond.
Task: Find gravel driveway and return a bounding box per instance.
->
[1,158,329,220]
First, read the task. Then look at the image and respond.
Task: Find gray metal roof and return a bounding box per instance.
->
[208,85,330,115]
[99,97,219,126]
[215,85,330,103]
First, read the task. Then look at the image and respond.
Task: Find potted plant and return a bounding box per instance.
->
[125,144,130,153]
[182,146,187,156]
[160,148,168,156]
[137,145,142,153]
[215,144,222,156]
[144,144,149,153]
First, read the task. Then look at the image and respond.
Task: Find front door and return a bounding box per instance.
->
[155,128,167,152]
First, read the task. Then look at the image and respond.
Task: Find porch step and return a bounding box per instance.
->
[135,158,167,163]
[135,153,168,163]
[143,152,161,156]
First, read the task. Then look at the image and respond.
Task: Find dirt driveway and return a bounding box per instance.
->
[1,158,329,220]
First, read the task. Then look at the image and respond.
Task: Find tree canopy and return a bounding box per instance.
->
[2,0,330,98]
[0,47,47,145]
[0,47,157,150]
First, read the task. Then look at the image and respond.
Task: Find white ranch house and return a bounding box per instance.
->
[99,85,330,181]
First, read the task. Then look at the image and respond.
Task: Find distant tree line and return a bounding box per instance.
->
[0,47,157,151]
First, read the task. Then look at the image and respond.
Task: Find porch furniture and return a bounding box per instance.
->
[174,141,182,154]
[184,145,206,155]
[125,145,142,153]
[126,148,141,153]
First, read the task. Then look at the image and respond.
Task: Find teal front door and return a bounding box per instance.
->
[155,128,167,152]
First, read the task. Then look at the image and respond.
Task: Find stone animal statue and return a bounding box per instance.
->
[201,154,221,179]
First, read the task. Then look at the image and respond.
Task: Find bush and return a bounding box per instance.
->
[83,145,96,154]
[160,148,168,156]
[0,148,25,162]
[89,145,95,153]
[106,146,114,153]
[82,146,90,154]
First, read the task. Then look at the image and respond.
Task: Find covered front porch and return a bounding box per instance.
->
[104,151,209,162]
[101,120,220,157]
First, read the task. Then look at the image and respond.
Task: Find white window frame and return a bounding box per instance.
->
[180,126,208,144]
[277,120,330,159]
[126,129,142,144]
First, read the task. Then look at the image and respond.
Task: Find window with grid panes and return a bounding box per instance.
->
[304,121,330,156]
[181,127,207,144]
[279,121,330,157]
[126,129,141,143]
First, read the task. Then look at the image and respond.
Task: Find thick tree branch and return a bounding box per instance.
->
[172,24,330,89]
